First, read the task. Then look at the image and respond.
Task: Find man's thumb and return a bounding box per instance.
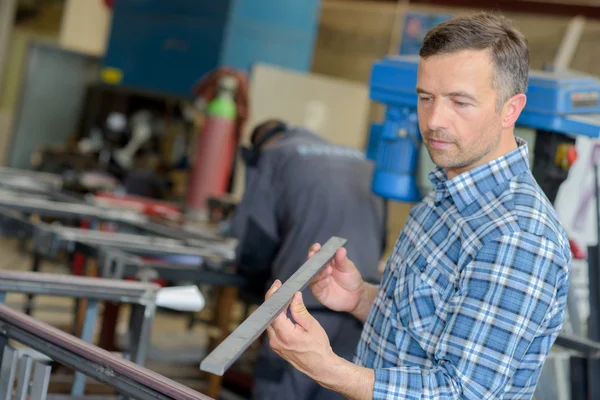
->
[290,292,314,330]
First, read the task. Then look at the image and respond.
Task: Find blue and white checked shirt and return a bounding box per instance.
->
[354,138,572,399]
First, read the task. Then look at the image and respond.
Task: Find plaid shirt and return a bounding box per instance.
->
[354,138,571,399]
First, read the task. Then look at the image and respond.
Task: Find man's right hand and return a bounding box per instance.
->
[308,244,364,314]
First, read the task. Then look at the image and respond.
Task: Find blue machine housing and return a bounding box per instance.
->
[367,55,600,202]
[367,56,421,202]
[101,0,322,98]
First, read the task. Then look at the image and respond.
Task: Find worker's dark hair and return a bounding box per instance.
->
[420,12,529,110]
[249,119,287,149]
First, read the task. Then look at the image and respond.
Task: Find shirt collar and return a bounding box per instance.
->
[428,136,531,212]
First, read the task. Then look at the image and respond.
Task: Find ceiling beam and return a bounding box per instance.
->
[382,0,600,19]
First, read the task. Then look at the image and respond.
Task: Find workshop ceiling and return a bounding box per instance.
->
[334,0,600,19]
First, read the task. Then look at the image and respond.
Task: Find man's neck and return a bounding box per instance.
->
[446,132,518,179]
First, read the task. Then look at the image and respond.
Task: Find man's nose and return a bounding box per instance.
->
[425,101,450,132]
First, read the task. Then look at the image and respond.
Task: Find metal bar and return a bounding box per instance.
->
[71,299,99,396]
[0,168,62,189]
[25,253,42,316]
[52,226,230,259]
[0,304,213,400]
[29,361,51,400]
[0,195,146,224]
[0,270,160,304]
[15,354,32,400]
[128,303,154,366]
[555,333,600,355]
[0,345,17,398]
[200,236,347,376]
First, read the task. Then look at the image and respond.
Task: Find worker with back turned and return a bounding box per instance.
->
[262,12,572,400]
[231,119,387,400]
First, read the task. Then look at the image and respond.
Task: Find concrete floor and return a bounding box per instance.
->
[0,237,257,399]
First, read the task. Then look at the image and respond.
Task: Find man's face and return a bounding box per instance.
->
[416,49,504,177]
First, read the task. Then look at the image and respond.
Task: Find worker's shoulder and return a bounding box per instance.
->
[265,134,371,168]
[470,170,569,255]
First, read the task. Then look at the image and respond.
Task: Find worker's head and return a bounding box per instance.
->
[241,119,288,167]
[417,12,529,178]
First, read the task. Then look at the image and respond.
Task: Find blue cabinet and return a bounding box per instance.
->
[101,0,322,98]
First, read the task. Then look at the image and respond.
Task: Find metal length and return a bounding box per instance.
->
[0,168,63,189]
[15,354,32,400]
[0,193,146,224]
[200,237,347,376]
[50,225,232,260]
[0,270,159,304]
[0,305,213,400]
[555,333,600,355]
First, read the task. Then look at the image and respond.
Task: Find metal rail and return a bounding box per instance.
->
[0,304,213,400]
[0,270,160,396]
[0,193,146,224]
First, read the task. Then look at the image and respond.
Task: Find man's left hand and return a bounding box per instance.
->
[265,280,338,381]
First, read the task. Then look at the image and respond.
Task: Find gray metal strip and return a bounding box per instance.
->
[128,303,154,366]
[555,333,600,355]
[30,361,51,400]
[0,270,159,303]
[71,299,99,396]
[0,344,17,398]
[15,354,32,400]
[200,237,347,376]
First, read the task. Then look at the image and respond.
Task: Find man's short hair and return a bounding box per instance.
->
[420,12,529,110]
[249,119,287,148]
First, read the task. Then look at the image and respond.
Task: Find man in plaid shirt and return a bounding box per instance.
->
[263,12,572,400]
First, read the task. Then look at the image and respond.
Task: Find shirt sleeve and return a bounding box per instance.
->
[372,232,570,400]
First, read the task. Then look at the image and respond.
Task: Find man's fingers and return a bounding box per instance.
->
[333,248,349,271]
[265,279,282,301]
[308,243,321,259]
[310,274,330,292]
[312,265,332,283]
[289,292,316,331]
[270,307,296,339]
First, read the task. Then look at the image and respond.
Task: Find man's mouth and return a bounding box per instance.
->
[428,138,453,149]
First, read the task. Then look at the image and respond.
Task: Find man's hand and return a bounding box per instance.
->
[265,280,375,400]
[265,280,337,380]
[308,244,364,314]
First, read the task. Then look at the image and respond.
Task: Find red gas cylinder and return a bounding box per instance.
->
[185,76,238,220]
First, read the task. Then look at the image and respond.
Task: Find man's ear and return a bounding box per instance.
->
[502,93,527,129]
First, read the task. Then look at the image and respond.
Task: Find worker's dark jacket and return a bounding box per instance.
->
[231,127,387,309]
[231,127,387,399]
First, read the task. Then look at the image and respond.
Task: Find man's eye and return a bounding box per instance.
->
[454,101,470,107]
[419,96,432,103]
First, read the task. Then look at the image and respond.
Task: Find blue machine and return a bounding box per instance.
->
[101,0,322,98]
[367,55,600,202]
